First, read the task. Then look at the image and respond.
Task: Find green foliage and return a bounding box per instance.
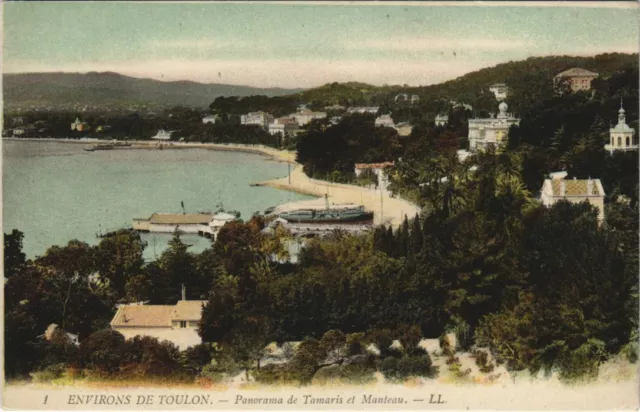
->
[79,329,126,374]
[379,355,434,382]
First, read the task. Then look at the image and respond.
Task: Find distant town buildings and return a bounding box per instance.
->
[540,176,605,222]
[489,83,509,100]
[291,109,327,126]
[110,294,206,350]
[70,117,90,132]
[435,114,449,126]
[202,114,219,125]
[605,102,637,154]
[468,102,520,152]
[347,106,380,114]
[268,117,300,137]
[394,94,419,104]
[241,111,274,129]
[354,162,394,193]
[554,68,599,93]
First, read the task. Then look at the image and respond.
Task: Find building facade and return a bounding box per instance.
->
[347,106,380,114]
[291,110,327,126]
[467,102,520,152]
[605,103,637,153]
[202,115,219,125]
[241,111,275,129]
[110,298,207,350]
[71,117,90,132]
[268,117,300,136]
[554,68,599,92]
[435,114,449,127]
[540,176,605,222]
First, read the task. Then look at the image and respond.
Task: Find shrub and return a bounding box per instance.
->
[439,334,453,357]
[79,329,126,374]
[455,321,473,352]
[557,339,607,382]
[312,364,343,384]
[340,354,377,384]
[379,354,434,382]
[346,333,366,356]
[30,363,67,382]
[124,336,183,378]
[253,363,290,385]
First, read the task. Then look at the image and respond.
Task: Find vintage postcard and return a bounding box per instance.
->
[2,1,639,410]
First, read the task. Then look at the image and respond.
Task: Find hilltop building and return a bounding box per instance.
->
[467,102,520,152]
[394,93,409,102]
[605,102,637,153]
[554,68,599,93]
[241,111,274,129]
[540,176,605,223]
[411,95,420,104]
[489,83,509,100]
[110,290,206,350]
[435,114,449,127]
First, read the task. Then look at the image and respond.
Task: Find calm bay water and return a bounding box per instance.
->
[3,141,311,259]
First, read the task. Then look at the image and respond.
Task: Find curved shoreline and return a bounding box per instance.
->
[4,138,418,226]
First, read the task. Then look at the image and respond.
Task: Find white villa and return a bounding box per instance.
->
[468,102,520,152]
[435,114,449,126]
[110,294,206,350]
[268,117,300,137]
[489,83,509,100]
[554,68,599,93]
[394,122,413,137]
[540,176,605,222]
[202,115,219,125]
[292,110,327,126]
[354,162,394,194]
[241,111,275,129]
[605,102,637,154]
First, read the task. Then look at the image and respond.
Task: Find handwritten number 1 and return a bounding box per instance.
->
[44,396,48,405]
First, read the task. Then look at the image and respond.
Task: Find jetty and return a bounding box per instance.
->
[132,211,238,241]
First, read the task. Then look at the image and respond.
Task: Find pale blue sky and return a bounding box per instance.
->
[3,2,638,87]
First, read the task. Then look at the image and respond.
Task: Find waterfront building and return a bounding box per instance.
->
[132,212,213,233]
[268,117,300,137]
[467,102,520,152]
[202,115,219,125]
[347,106,380,114]
[489,83,509,100]
[540,176,605,222]
[605,102,637,153]
[554,68,599,92]
[110,292,206,350]
[435,114,449,126]
[240,111,275,129]
[292,110,327,126]
[354,162,394,193]
[375,114,395,128]
[151,129,173,140]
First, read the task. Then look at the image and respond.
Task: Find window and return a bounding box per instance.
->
[618,136,622,147]
[179,321,186,328]
[626,136,630,146]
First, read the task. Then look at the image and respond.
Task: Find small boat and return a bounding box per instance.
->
[85,144,114,152]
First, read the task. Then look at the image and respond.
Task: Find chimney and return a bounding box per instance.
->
[560,180,566,196]
[587,179,593,196]
[181,284,186,301]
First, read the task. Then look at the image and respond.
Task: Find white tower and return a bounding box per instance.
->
[606,101,637,153]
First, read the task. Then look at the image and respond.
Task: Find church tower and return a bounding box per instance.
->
[606,101,637,154]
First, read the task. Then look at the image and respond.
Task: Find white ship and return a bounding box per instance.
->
[151,129,173,140]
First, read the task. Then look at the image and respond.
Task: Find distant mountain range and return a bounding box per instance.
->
[3,72,303,109]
